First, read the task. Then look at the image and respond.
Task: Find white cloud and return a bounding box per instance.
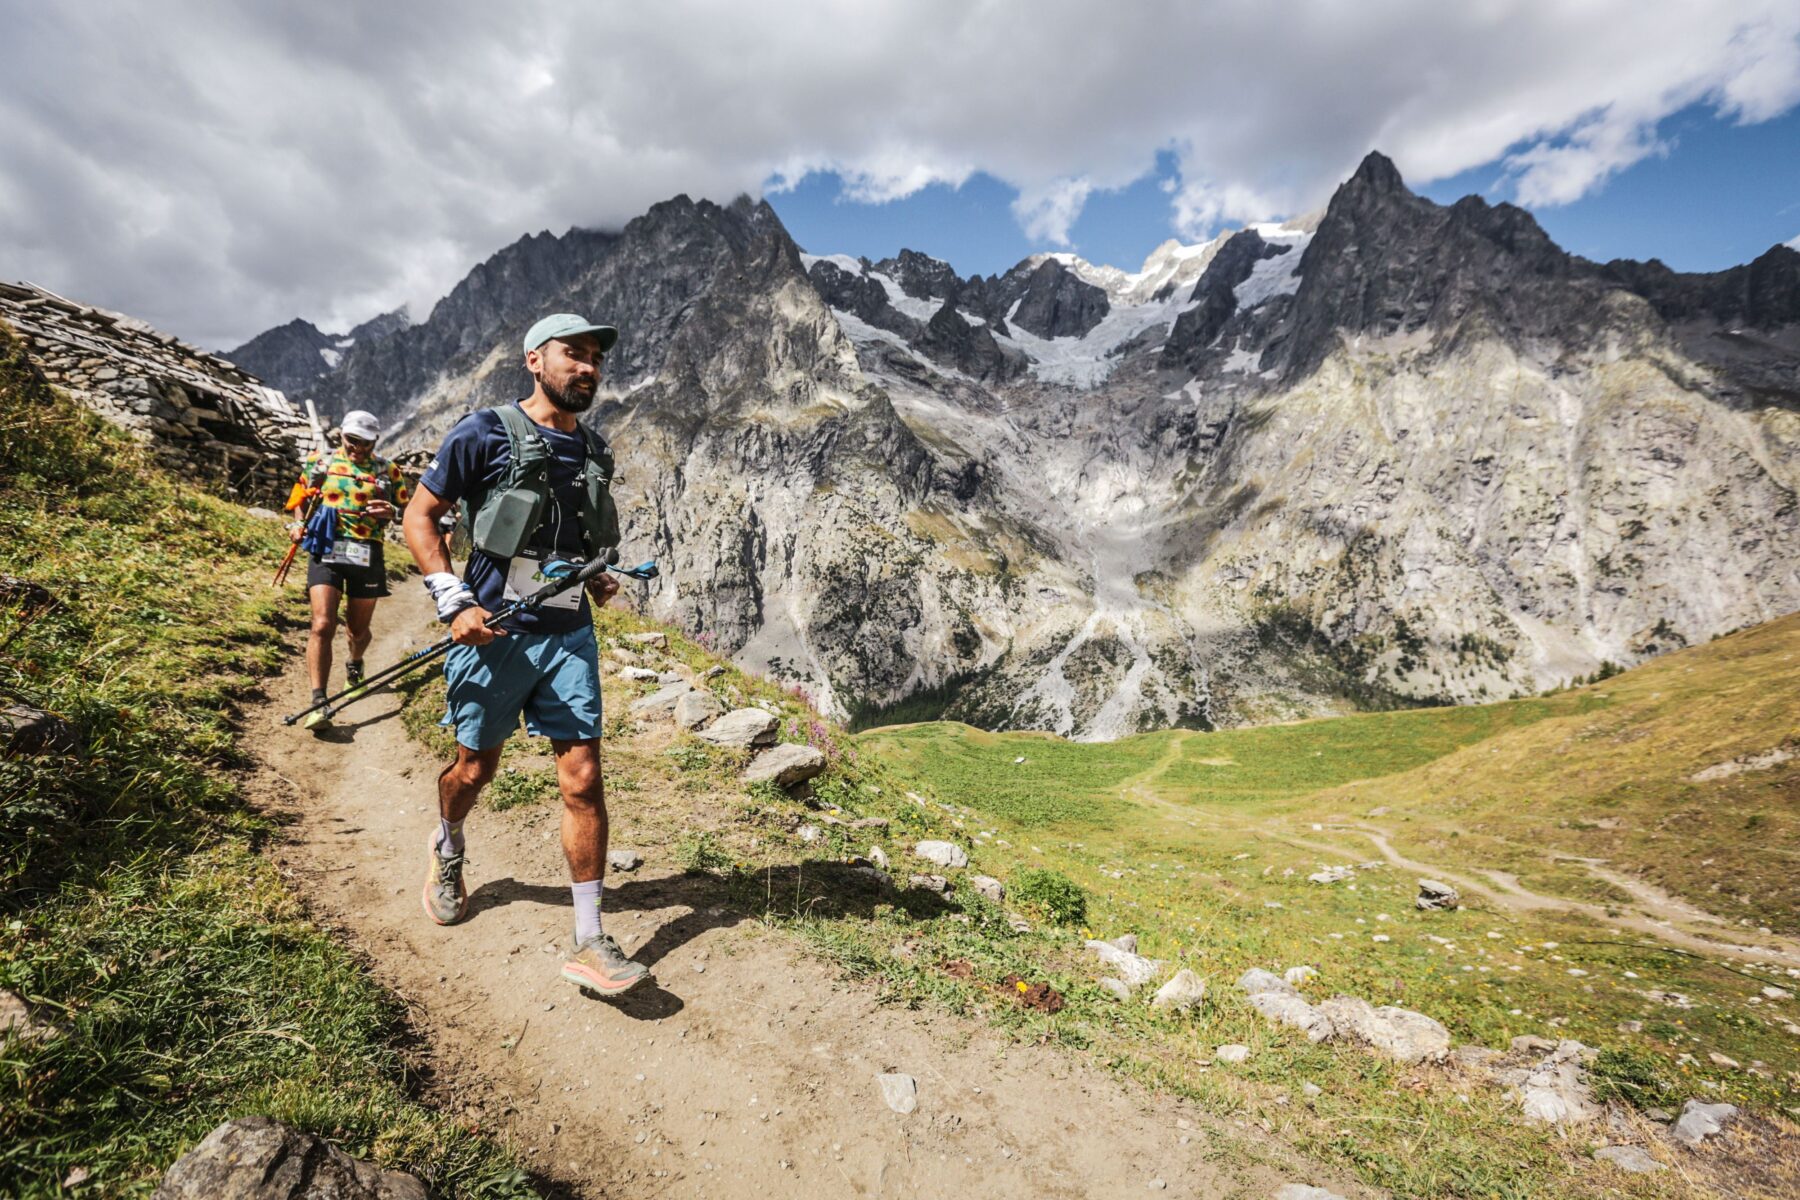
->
[1,1,1796,346]
[1013,178,1094,245]
[1787,234,1800,250]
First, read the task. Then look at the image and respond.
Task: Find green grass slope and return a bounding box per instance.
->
[851,622,1800,1197]
[0,324,536,1198]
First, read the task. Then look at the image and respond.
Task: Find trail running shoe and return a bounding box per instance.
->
[422,830,468,926]
[300,708,330,730]
[561,933,649,996]
[342,660,367,700]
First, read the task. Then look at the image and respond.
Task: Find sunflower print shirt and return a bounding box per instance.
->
[298,450,411,543]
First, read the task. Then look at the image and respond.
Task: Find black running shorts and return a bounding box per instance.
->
[306,543,390,599]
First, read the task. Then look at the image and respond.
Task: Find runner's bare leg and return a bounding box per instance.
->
[343,596,378,668]
[438,743,501,829]
[552,737,607,881]
[306,583,341,693]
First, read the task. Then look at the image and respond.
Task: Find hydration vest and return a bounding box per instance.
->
[461,403,621,560]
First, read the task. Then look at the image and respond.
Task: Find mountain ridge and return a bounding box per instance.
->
[235,150,1800,738]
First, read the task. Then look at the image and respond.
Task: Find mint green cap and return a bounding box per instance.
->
[522,312,619,355]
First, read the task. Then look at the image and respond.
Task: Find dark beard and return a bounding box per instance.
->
[542,375,596,414]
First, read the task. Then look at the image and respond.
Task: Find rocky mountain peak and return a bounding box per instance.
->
[1281,147,1603,375]
[1006,257,1111,339]
[1160,228,1291,368]
[872,249,961,302]
[1348,149,1407,195]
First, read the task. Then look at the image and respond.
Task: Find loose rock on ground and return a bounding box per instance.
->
[744,742,827,787]
[913,840,969,869]
[693,708,778,748]
[153,1117,425,1200]
[876,1072,918,1114]
[1671,1099,1738,1147]
[1151,969,1206,1012]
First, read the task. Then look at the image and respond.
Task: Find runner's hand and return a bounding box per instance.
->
[589,572,621,606]
[289,525,303,544]
[364,499,396,521]
[451,606,506,645]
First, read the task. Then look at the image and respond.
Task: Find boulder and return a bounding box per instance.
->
[1085,940,1162,988]
[1509,1040,1599,1125]
[0,988,61,1045]
[1237,968,1296,996]
[1316,995,1450,1064]
[623,631,667,648]
[607,646,643,667]
[970,874,1005,903]
[909,874,951,895]
[1214,1044,1250,1064]
[1284,966,1319,987]
[1150,969,1206,1013]
[913,840,968,869]
[875,1072,918,1114]
[656,671,685,685]
[850,816,890,830]
[618,666,661,682]
[1416,879,1460,910]
[674,689,724,730]
[744,743,827,788]
[693,708,778,748]
[1248,991,1337,1042]
[628,680,694,718]
[1275,1187,1347,1200]
[1671,1099,1738,1147]
[1308,865,1354,884]
[868,845,890,870]
[1,699,77,756]
[1112,933,1140,954]
[153,1117,426,1200]
[241,506,282,520]
[607,848,642,872]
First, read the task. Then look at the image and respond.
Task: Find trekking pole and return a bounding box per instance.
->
[272,488,322,586]
[280,551,660,726]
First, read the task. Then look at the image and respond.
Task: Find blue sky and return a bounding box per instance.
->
[770,103,1800,279]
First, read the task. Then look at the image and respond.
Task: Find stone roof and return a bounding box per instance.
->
[0,279,323,502]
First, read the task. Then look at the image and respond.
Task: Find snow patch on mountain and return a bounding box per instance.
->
[996,282,1203,388]
[1235,229,1312,310]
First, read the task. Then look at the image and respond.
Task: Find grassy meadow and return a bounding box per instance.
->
[510,598,1800,1199]
[0,324,538,1199]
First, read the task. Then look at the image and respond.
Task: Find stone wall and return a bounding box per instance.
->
[0,280,320,504]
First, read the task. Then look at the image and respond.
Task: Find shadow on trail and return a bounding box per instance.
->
[469,861,952,1023]
[303,701,404,743]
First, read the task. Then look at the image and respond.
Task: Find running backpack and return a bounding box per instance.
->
[462,403,621,560]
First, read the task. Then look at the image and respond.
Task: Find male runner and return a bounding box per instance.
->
[400,313,648,995]
[292,410,409,728]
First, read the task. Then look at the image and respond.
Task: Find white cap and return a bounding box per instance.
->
[341,410,381,441]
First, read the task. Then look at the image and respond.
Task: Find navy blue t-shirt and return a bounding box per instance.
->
[419,402,593,634]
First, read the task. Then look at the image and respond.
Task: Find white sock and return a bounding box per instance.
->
[572,878,603,943]
[438,817,465,855]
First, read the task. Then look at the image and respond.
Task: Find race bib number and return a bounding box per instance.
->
[325,541,372,568]
[503,550,583,610]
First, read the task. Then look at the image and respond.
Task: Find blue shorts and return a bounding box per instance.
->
[441,626,602,751]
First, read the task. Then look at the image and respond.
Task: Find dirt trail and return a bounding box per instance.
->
[1276,826,1800,968]
[248,587,1354,1200]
